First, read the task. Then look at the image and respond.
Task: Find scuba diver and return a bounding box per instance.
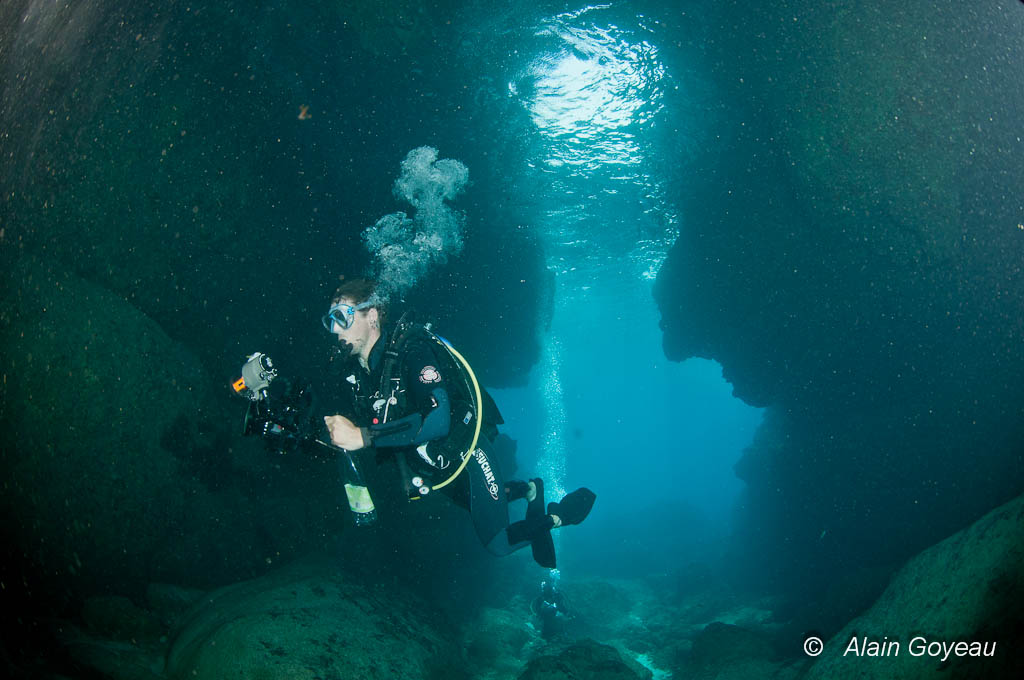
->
[322,278,595,567]
[531,571,572,640]
[237,277,595,568]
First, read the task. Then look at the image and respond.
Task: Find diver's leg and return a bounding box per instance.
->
[506,477,557,568]
[462,439,518,553]
[507,514,555,544]
[444,470,471,511]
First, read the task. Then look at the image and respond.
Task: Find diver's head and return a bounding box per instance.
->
[324,278,386,366]
[541,580,555,598]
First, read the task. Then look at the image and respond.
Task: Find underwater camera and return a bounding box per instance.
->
[232,352,317,452]
[231,352,378,525]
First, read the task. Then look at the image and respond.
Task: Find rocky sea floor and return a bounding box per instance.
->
[39,490,1023,680]
[55,559,797,680]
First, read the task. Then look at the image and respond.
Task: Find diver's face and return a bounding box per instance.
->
[332,297,379,363]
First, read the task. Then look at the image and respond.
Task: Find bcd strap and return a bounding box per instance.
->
[373,313,486,498]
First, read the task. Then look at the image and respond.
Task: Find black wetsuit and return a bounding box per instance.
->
[347,326,478,507]
[358,329,454,448]
[342,325,549,556]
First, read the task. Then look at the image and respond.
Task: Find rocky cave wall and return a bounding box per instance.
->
[654,0,1024,595]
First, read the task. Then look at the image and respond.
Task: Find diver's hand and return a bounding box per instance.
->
[324,415,366,450]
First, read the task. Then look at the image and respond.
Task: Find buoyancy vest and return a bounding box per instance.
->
[376,314,503,470]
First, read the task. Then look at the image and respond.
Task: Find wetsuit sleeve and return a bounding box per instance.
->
[365,342,451,449]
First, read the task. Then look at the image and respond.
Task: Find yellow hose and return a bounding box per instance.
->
[429,338,483,492]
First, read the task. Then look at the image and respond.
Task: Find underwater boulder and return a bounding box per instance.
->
[676,621,789,680]
[805,492,1024,680]
[145,583,207,630]
[559,580,635,634]
[161,560,462,680]
[81,595,164,643]
[517,638,648,680]
[463,606,533,675]
[0,258,264,599]
[57,559,465,680]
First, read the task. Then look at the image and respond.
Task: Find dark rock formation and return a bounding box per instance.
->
[806,492,1024,680]
[81,595,164,642]
[59,559,468,680]
[463,606,534,677]
[518,638,648,680]
[655,0,1024,592]
[0,259,270,600]
[677,622,792,680]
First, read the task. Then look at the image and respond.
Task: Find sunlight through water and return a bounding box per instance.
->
[512,6,678,503]
[523,7,665,170]
[510,5,677,287]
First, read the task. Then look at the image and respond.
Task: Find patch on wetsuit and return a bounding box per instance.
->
[418,366,441,384]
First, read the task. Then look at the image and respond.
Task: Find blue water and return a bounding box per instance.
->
[493,285,762,577]
[2,0,1023,676]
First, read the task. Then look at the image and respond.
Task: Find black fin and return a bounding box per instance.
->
[527,478,546,518]
[531,529,556,568]
[548,488,596,526]
[528,478,555,567]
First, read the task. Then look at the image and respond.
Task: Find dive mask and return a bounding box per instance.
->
[322,301,371,333]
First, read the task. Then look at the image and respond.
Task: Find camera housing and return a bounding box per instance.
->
[234,353,318,454]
